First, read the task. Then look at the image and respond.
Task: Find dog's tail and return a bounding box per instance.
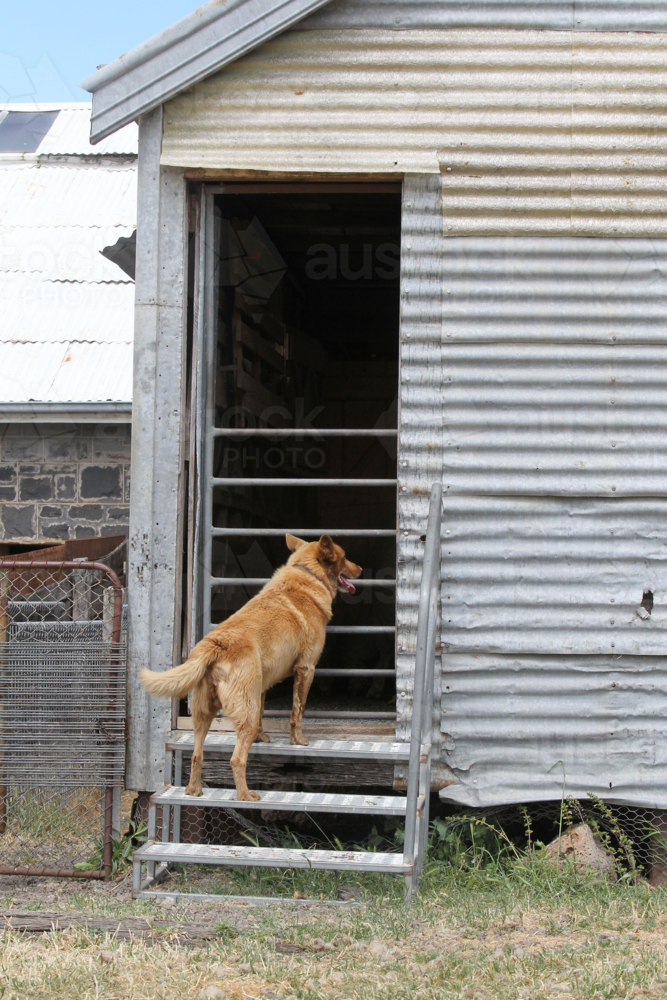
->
[140,643,217,700]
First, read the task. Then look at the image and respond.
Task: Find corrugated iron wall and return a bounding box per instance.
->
[437,235,667,807]
[441,653,667,808]
[300,0,667,32]
[160,14,667,805]
[396,176,444,771]
[163,28,667,239]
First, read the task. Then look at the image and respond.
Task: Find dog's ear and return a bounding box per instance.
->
[286,533,307,552]
[318,534,336,562]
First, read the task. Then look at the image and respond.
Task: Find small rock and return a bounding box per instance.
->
[543,823,615,876]
[238,963,252,973]
[160,896,176,909]
[98,951,114,964]
[330,972,345,984]
[199,988,227,1000]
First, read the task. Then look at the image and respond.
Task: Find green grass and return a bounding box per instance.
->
[3,847,667,999]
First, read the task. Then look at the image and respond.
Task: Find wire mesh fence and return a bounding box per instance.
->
[0,559,126,879]
[441,798,667,885]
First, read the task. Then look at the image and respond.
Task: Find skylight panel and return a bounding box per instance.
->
[0,111,59,153]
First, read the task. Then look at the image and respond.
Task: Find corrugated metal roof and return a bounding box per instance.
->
[439,653,667,808]
[0,107,136,404]
[1,227,135,282]
[0,341,133,403]
[36,108,137,156]
[79,0,335,144]
[0,162,136,228]
[162,28,667,237]
[0,275,135,343]
[301,0,667,32]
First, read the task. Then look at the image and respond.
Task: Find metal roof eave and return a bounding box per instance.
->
[78,0,335,145]
[0,402,132,423]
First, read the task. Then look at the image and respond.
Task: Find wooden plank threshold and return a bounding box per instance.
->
[176,717,396,738]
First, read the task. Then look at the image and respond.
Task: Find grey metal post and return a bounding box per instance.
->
[147,801,157,881]
[126,105,189,792]
[201,191,218,640]
[416,582,439,878]
[403,483,442,871]
[173,749,183,842]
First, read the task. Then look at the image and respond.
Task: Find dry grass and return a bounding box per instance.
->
[3,858,667,999]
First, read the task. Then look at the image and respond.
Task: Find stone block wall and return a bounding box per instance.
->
[0,423,131,541]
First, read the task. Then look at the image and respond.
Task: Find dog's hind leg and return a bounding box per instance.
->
[185,686,217,797]
[290,661,315,746]
[254,692,270,743]
[231,721,262,801]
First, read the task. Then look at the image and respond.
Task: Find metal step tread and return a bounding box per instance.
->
[152,786,408,815]
[168,732,410,761]
[134,842,412,874]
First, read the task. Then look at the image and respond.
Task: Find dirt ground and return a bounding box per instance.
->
[3,862,667,1000]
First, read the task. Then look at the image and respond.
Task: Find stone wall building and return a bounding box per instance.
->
[0,422,131,541]
[0,105,136,543]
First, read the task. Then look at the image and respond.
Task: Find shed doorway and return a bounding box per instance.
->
[189,184,401,738]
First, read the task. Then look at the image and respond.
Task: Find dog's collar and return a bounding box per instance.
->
[294,563,323,581]
[294,563,332,590]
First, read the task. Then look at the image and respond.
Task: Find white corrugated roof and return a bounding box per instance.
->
[0,341,133,403]
[0,106,136,406]
[0,161,136,227]
[1,103,138,157]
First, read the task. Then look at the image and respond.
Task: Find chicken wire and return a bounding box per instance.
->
[443,799,667,885]
[0,560,126,879]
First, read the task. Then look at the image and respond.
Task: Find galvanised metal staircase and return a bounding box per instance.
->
[133,483,441,901]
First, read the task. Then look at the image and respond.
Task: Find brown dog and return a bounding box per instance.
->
[140,534,362,801]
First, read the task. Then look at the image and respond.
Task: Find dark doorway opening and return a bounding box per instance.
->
[203,186,401,731]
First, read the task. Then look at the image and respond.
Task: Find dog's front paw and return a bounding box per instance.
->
[237,790,261,801]
[184,783,203,797]
[255,730,270,743]
[290,733,309,746]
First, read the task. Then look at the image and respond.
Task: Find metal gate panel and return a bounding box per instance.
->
[439,653,667,809]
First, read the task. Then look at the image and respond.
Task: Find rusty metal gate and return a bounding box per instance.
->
[0,560,126,880]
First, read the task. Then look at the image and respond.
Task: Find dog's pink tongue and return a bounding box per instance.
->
[338,574,356,595]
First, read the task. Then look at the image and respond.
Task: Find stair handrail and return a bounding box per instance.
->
[403,482,443,866]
